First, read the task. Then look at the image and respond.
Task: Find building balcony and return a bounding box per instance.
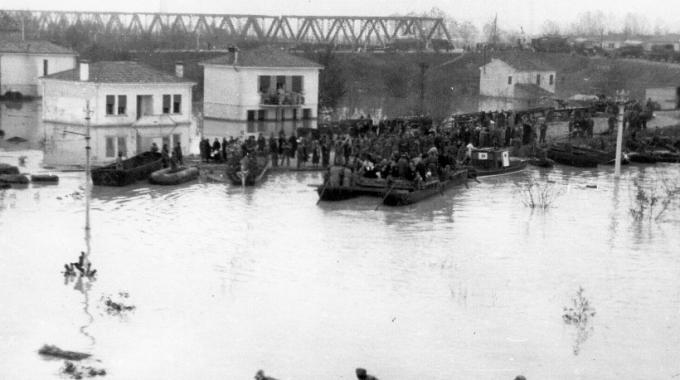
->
[260,91,305,107]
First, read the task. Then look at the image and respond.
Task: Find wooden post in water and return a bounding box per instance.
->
[614,90,628,178]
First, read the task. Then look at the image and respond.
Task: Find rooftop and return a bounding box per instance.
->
[42,61,194,84]
[202,46,323,69]
[0,39,74,55]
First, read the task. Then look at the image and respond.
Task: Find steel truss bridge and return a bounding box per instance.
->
[0,9,451,47]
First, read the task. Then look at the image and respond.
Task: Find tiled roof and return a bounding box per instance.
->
[514,83,555,99]
[42,61,194,84]
[202,47,323,68]
[0,39,74,55]
[492,53,554,72]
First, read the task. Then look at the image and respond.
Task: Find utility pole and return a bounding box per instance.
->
[84,101,93,270]
[614,90,629,178]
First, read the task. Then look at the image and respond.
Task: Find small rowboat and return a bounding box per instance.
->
[527,157,555,168]
[382,169,468,206]
[0,174,29,184]
[0,163,19,175]
[149,166,199,185]
[30,174,59,182]
[227,163,269,186]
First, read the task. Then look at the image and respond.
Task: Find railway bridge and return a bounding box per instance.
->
[0,9,451,48]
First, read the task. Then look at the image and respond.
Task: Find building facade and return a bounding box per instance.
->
[478,57,556,111]
[201,47,322,139]
[40,61,196,166]
[0,40,76,97]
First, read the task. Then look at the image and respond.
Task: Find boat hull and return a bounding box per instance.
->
[91,152,163,186]
[471,160,528,177]
[149,166,199,185]
[227,165,269,186]
[383,169,468,206]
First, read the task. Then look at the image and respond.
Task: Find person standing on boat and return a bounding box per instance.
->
[150,142,159,153]
[173,141,183,165]
[115,151,124,170]
[161,144,170,168]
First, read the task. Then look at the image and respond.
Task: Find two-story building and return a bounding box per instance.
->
[39,61,196,166]
[201,47,322,139]
[0,40,76,97]
[478,56,556,111]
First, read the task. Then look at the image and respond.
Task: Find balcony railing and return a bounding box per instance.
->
[260,91,305,106]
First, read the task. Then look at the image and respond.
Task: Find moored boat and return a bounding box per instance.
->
[0,163,19,175]
[527,156,555,168]
[315,172,414,202]
[547,145,599,167]
[627,151,658,164]
[149,166,199,185]
[382,169,468,206]
[227,162,269,186]
[30,174,59,182]
[0,173,29,184]
[467,148,527,177]
[91,152,163,186]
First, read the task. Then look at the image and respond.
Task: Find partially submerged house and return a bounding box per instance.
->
[0,40,76,97]
[478,56,556,111]
[201,46,322,138]
[39,61,196,166]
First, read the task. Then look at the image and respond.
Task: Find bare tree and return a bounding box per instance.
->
[457,21,479,45]
[541,20,562,36]
[570,11,608,36]
[623,13,649,37]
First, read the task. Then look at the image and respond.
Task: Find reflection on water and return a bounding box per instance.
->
[1,158,679,380]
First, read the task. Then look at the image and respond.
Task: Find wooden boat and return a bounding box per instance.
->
[0,173,29,184]
[527,156,555,168]
[0,163,19,175]
[227,162,269,186]
[627,152,658,164]
[91,152,163,186]
[149,166,199,185]
[38,345,91,361]
[30,174,59,182]
[547,145,598,167]
[570,145,629,165]
[651,150,680,163]
[382,169,468,206]
[316,175,415,202]
[467,148,527,177]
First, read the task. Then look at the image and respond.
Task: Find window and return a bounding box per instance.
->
[117,95,127,115]
[292,76,303,93]
[549,74,554,85]
[507,76,512,85]
[173,94,181,114]
[43,60,48,76]
[303,108,312,120]
[106,95,115,115]
[105,137,115,157]
[162,95,171,114]
[292,108,298,121]
[258,76,271,93]
[276,76,286,89]
[247,110,256,121]
[117,137,127,157]
[536,74,541,85]
[257,110,266,121]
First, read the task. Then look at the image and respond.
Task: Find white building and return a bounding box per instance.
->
[0,40,76,97]
[39,61,196,166]
[201,47,322,138]
[478,56,556,111]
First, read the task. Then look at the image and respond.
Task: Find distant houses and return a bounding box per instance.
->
[39,61,196,166]
[0,40,76,97]
[478,56,556,111]
[200,46,323,139]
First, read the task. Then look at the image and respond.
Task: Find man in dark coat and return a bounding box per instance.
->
[173,141,183,165]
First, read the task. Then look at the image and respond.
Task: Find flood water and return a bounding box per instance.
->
[1,102,680,380]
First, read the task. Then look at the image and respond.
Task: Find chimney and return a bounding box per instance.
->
[79,60,89,81]
[175,61,184,78]
[228,46,239,66]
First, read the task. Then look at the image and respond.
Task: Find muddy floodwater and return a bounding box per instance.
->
[1,101,680,380]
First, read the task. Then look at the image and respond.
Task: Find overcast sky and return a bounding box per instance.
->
[4,0,680,34]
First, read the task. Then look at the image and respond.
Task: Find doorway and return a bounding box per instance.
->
[136,95,153,120]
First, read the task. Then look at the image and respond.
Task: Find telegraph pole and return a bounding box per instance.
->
[84,101,93,270]
[614,90,629,178]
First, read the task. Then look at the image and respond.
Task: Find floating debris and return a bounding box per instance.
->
[102,292,135,315]
[355,368,379,380]
[255,370,279,380]
[62,361,106,379]
[63,252,97,279]
[38,345,91,361]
